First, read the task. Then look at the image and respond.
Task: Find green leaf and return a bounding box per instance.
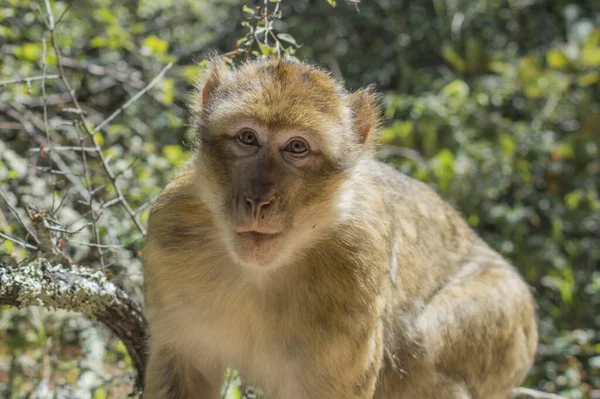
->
[382,120,413,143]
[518,56,542,83]
[2,240,14,255]
[277,33,300,47]
[441,44,466,72]
[327,0,337,7]
[468,214,480,227]
[547,48,569,69]
[242,5,255,14]
[131,22,145,33]
[93,132,104,146]
[163,145,184,166]
[500,134,516,158]
[142,35,169,55]
[432,149,455,192]
[160,78,174,105]
[564,190,582,210]
[551,143,574,160]
[94,8,117,24]
[93,388,108,399]
[441,79,469,97]
[559,269,575,305]
[90,36,107,48]
[7,170,19,179]
[183,65,201,84]
[14,43,42,61]
[258,42,276,56]
[578,71,599,86]
[581,47,600,66]
[115,340,132,367]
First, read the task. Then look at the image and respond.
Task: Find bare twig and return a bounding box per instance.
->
[43,0,55,30]
[1,102,97,205]
[45,216,101,235]
[27,205,72,265]
[34,166,71,175]
[102,196,124,209]
[29,146,99,153]
[509,387,567,399]
[91,62,173,134]
[0,44,146,90]
[61,57,145,89]
[75,122,105,268]
[0,75,59,87]
[262,0,269,46]
[0,232,38,250]
[49,188,72,218]
[0,188,40,245]
[40,3,152,236]
[113,155,140,179]
[55,0,73,25]
[244,1,270,61]
[40,36,58,215]
[133,196,157,216]
[68,240,123,249]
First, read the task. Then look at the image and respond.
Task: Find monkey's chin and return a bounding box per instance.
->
[230,231,285,269]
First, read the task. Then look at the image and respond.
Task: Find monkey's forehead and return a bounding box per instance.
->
[208,60,351,131]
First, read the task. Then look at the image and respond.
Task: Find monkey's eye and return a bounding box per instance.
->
[237,129,259,146]
[284,138,309,156]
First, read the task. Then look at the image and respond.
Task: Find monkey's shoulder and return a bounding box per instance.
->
[146,167,213,247]
[363,159,443,202]
[355,158,478,263]
[357,159,467,225]
[149,166,206,214]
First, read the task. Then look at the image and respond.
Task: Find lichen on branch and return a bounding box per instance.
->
[1,259,115,314]
[0,258,148,393]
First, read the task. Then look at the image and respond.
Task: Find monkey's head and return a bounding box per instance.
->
[190,58,380,269]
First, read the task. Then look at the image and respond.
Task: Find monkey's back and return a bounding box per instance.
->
[357,159,538,399]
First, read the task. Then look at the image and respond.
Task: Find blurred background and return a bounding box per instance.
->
[0,0,598,398]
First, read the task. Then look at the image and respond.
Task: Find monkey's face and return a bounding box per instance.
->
[197,119,351,268]
[191,59,379,269]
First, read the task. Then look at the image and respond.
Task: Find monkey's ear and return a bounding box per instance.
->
[196,58,228,109]
[349,86,381,145]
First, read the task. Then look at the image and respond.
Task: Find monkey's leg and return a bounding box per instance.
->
[377,263,537,399]
[143,345,224,399]
[374,362,472,399]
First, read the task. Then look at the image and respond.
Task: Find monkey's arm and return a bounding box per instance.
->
[293,323,385,399]
[142,168,226,399]
[144,342,224,399]
[143,254,226,399]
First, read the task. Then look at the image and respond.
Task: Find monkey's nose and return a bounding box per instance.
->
[244,193,276,220]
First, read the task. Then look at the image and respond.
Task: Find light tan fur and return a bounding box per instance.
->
[142,58,538,399]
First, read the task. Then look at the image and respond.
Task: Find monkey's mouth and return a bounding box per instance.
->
[237,231,281,244]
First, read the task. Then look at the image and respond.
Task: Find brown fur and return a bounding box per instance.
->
[143,58,538,399]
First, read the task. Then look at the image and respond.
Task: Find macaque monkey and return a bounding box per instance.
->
[142,58,537,399]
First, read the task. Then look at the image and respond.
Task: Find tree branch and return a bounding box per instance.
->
[0,259,148,393]
[510,388,567,399]
[0,74,59,87]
